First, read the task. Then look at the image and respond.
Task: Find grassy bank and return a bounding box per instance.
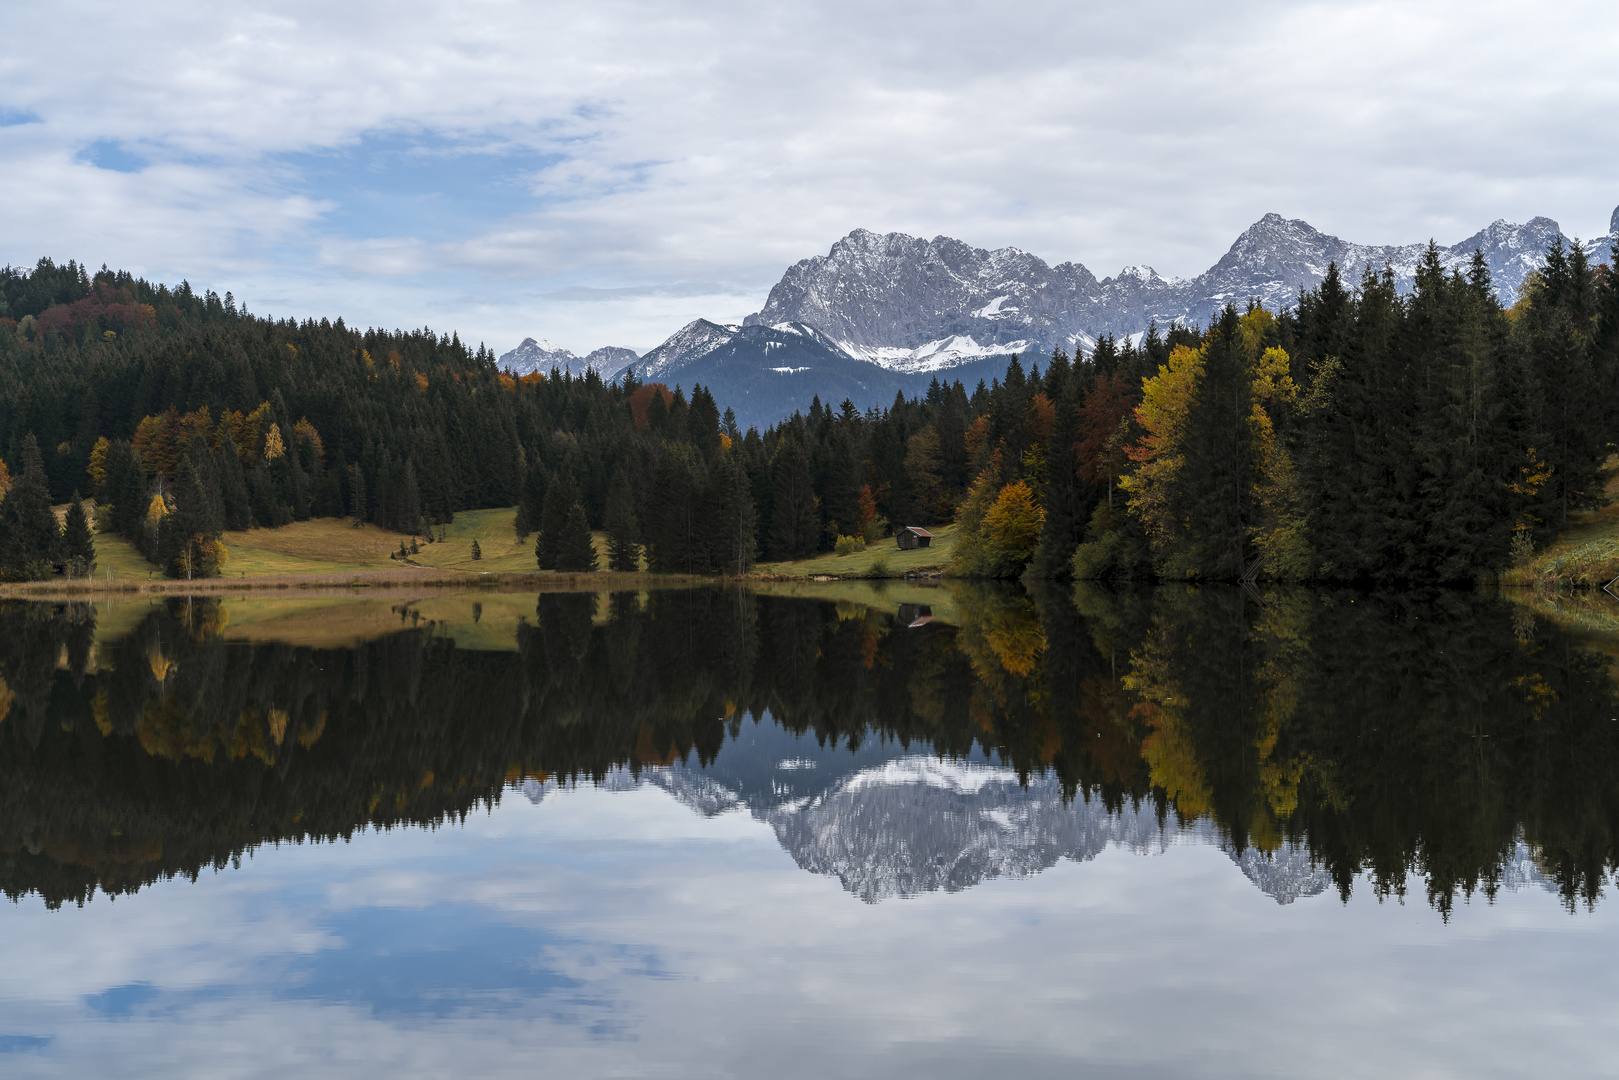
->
[752,524,957,579]
[1501,467,1619,590]
[11,505,956,596]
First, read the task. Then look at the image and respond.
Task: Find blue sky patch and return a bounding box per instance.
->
[0,108,41,127]
[83,982,160,1018]
[275,130,564,243]
[0,1035,52,1053]
[80,139,147,173]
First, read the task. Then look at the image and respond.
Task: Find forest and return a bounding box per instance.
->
[0,236,1616,582]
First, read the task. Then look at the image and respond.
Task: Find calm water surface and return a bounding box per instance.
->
[1,584,1616,1077]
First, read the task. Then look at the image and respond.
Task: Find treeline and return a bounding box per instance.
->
[1,584,1615,913]
[953,239,1619,583]
[5,237,1617,583]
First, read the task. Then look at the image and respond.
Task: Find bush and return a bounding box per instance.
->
[471,539,482,560]
[834,534,866,556]
[867,551,890,578]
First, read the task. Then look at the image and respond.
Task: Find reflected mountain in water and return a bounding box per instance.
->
[521,719,1355,906]
[0,584,1610,915]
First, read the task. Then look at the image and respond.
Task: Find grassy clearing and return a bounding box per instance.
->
[404,507,619,574]
[93,532,161,580]
[1502,466,1619,589]
[220,518,425,576]
[753,524,957,580]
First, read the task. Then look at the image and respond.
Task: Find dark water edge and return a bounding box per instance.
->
[0,582,1615,916]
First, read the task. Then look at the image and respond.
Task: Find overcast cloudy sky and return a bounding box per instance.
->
[3,0,1616,355]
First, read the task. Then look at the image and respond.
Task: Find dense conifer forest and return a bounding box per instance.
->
[1,237,1616,582]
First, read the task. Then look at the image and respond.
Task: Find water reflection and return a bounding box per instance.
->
[1,584,1616,915]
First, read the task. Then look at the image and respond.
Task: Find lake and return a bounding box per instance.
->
[1,583,1616,1077]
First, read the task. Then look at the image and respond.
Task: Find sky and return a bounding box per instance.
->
[2,0,1617,356]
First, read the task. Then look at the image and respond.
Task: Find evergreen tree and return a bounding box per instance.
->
[399,460,424,535]
[217,434,252,530]
[0,435,61,580]
[644,445,704,572]
[1034,352,1089,577]
[769,437,817,559]
[348,463,368,526]
[515,460,546,539]
[536,464,581,570]
[604,464,641,571]
[708,453,758,576]
[555,502,597,572]
[159,450,225,579]
[62,492,95,576]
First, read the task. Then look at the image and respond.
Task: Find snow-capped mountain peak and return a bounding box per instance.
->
[497,338,639,381]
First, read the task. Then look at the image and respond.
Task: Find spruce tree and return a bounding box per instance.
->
[644,445,703,572]
[536,465,581,570]
[515,461,546,539]
[217,435,253,530]
[62,492,95,576]
[769,437,817,559]
[348,463,368,526]
[604,464,641,571]
[555,502,598,572]
[708,454,758,575]
[1033,357,1089,578]
[0,435,62,580]
[1172,306,1256,579]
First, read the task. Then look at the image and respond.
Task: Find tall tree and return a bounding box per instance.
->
[536,464,582,571]
[62,492,95,576]
[0,435,60,580]
[604,464,641,571]
[769,437,817,559]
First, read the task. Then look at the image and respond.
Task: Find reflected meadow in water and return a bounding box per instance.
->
[1,584,1618,1076]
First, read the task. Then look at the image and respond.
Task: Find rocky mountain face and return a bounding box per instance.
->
[745,210,1616,372]
[635,319,934,424]
[504,204,1618,429]
[497,337,638,380]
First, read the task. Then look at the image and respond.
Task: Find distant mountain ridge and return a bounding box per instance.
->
[746,210,1616,369]
[497,337,638,380]
[504,204,1619,429]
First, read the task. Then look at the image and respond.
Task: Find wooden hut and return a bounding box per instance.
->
[896,526,934,551]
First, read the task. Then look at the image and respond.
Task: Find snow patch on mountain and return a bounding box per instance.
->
[498,337,639,380]
[745,207,1619,365]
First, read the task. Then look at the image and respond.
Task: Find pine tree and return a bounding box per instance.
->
[702,453,758,575]
[536,464,581,570]
[644,445,703,572]
[515,460,546,539]
[604,464,641,571]
[769,437,817,559]
[348,463,368,526]
[555,502,598,572]
[160,451,225,579]
[62,492,95,576]
[1033,354,1089,577]
[0,435,61,580]
[471,539,482,561]
[217,435,253,530]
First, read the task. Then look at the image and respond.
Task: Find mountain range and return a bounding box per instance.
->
[500,205,1619,429]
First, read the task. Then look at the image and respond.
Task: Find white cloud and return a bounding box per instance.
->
[2,0,1617,353]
